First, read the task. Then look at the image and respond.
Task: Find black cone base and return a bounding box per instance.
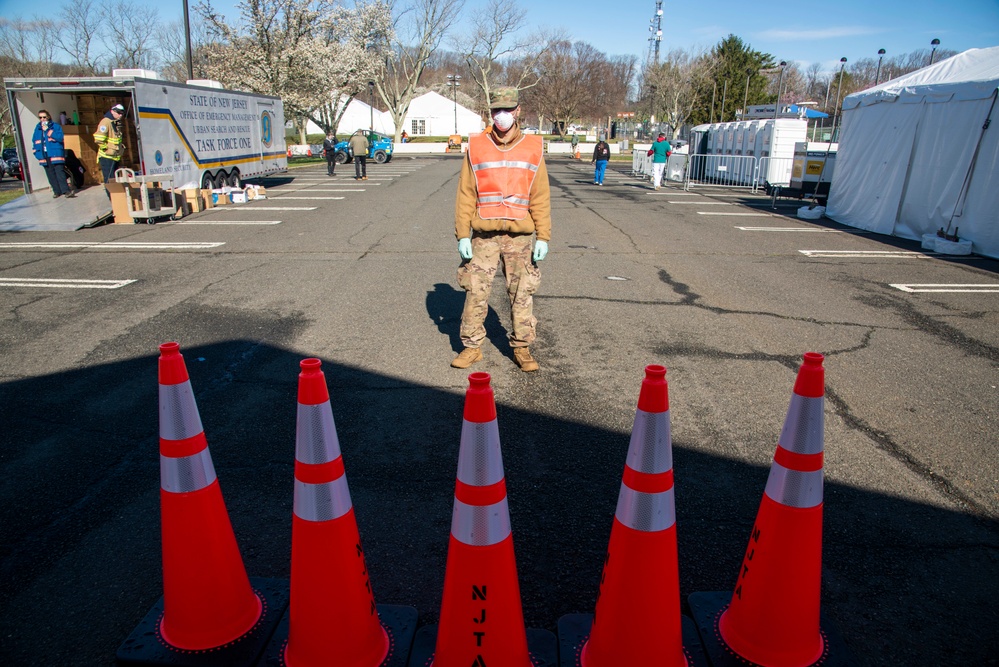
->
[556,612,709,667]
[259,603,418,666]
[407,625,557,667]
[688,591,855,667]
[116,577,289,666]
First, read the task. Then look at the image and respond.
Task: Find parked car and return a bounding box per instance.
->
[333,130,393,164]
[3,148,20,178]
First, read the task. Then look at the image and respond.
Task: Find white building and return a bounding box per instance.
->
[298,91,483,138]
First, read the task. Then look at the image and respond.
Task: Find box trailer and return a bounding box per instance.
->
[4,69,287,198]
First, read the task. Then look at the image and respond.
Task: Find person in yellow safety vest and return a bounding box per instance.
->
[94,103,126,195]
[451,87,552,372]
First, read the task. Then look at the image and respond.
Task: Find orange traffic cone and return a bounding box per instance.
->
[558,365,707,667]
[117,342,288,666]
[408,372,556,667]
[689,352,852,667]
[262,358,417,667]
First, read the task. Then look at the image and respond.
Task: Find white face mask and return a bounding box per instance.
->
[492,110,515,131]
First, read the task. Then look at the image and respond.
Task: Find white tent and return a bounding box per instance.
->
[302,91,483,138]
[400,91,484,137]
[826,46,999,258]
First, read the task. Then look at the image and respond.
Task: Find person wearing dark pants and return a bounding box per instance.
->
[348,130,368,180]
[322,132,337,176]
[32,109,75,198]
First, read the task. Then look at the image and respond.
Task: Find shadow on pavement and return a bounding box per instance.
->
[0,336,996,666]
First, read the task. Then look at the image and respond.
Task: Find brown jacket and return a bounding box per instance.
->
[455,124,552,242]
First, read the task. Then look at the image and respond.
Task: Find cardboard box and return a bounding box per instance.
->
[231,190,247,204]
[246,185,267,200]
[174,188,202,215]
[199,189,214,210]
[106,182,142,224]
[212,189,231,206]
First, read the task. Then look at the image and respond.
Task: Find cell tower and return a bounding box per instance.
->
[648,0,664,64]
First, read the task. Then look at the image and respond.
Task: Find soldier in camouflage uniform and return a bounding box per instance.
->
[452,87,552,372]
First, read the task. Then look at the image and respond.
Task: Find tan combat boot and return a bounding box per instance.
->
[451,347,483,369]
[513,347,539,372]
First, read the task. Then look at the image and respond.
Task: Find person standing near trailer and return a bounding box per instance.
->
[349,130,368,180]
[322,131,337,176]
[32,109,75,198]
[648,132,672,190]
[93,103,126,196]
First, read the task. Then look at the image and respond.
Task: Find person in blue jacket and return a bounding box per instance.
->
[32,109,75,198]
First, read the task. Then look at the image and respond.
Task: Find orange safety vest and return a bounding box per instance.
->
[468,132,543,220]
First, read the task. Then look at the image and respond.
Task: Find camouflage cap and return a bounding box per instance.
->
[489,87,519,109]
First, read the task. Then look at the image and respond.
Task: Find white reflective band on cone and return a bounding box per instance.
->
[779,395,825,455]
[627,409,673,474]
[615,485,676,532]
[294,476,352,522]
[159,381,204,441]
[296,402,341,464]
[161,449,217,493]
[456,420,504,487]
[765,462,823,508]
[451,497,511,546]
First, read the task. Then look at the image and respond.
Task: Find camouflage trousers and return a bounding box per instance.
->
[457,231,542,349]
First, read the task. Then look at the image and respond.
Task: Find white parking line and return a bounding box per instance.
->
[0,242,225,250]
[267,196,345,200]
[200,207,317,211]
[697,212,773,216]
[175,220,282,225]
[800,250,930,258]
[669,201,731,205]
[890,283,999,293]
[0,277,137,289]
[737,226,845,232]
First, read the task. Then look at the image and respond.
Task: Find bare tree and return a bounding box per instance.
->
[56,0,104,74]
[453,0,553,109]
[0,17,59,76]
[158,18,214,83]
[378,0,463,142]
[646,47,716,139]
[102,0,160,69]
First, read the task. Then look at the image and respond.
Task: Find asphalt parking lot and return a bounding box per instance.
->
[1,155,997,665]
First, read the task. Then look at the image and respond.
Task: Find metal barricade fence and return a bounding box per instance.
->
[684,154,758,191]
[755,156,795,192]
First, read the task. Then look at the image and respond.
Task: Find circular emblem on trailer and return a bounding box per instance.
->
[154,150,163,166]
[174,150,181,163]
[260,110,273,148]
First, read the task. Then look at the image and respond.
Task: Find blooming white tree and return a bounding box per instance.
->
[197,0,391,142]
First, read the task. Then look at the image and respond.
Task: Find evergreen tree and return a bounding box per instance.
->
[693,34,774,125]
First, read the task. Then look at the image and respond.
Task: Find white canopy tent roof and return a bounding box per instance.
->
[826,46,999,258]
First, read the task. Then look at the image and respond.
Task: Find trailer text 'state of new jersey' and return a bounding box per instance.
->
[177,94,258,153]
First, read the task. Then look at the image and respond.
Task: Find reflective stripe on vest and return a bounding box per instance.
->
[159,381,203,441]
[457,420,504,487]
[627,409,673,474]
[296,402,341,465]
[468,133,542,220]
[294,476,352,522]
[161,449,216,493]
[451,497,511,546]
[778,394,824,455]
[615,485,676,532]
[765,462,823,508]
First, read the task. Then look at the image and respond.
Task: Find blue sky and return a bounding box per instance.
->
[2,0,996,74]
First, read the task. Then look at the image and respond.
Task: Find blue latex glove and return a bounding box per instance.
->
[532,240,549,262]
[458,237,473,260]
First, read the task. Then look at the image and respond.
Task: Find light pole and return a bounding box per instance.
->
[929,38,941,66]
[719,79,727,123]
[742,68,753,119]
[447,74,461,134]
[876,49,886,85]
[182,0,193,81]
[831,57,847,142]
[368,81,375,132]
[773,61,787,120]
